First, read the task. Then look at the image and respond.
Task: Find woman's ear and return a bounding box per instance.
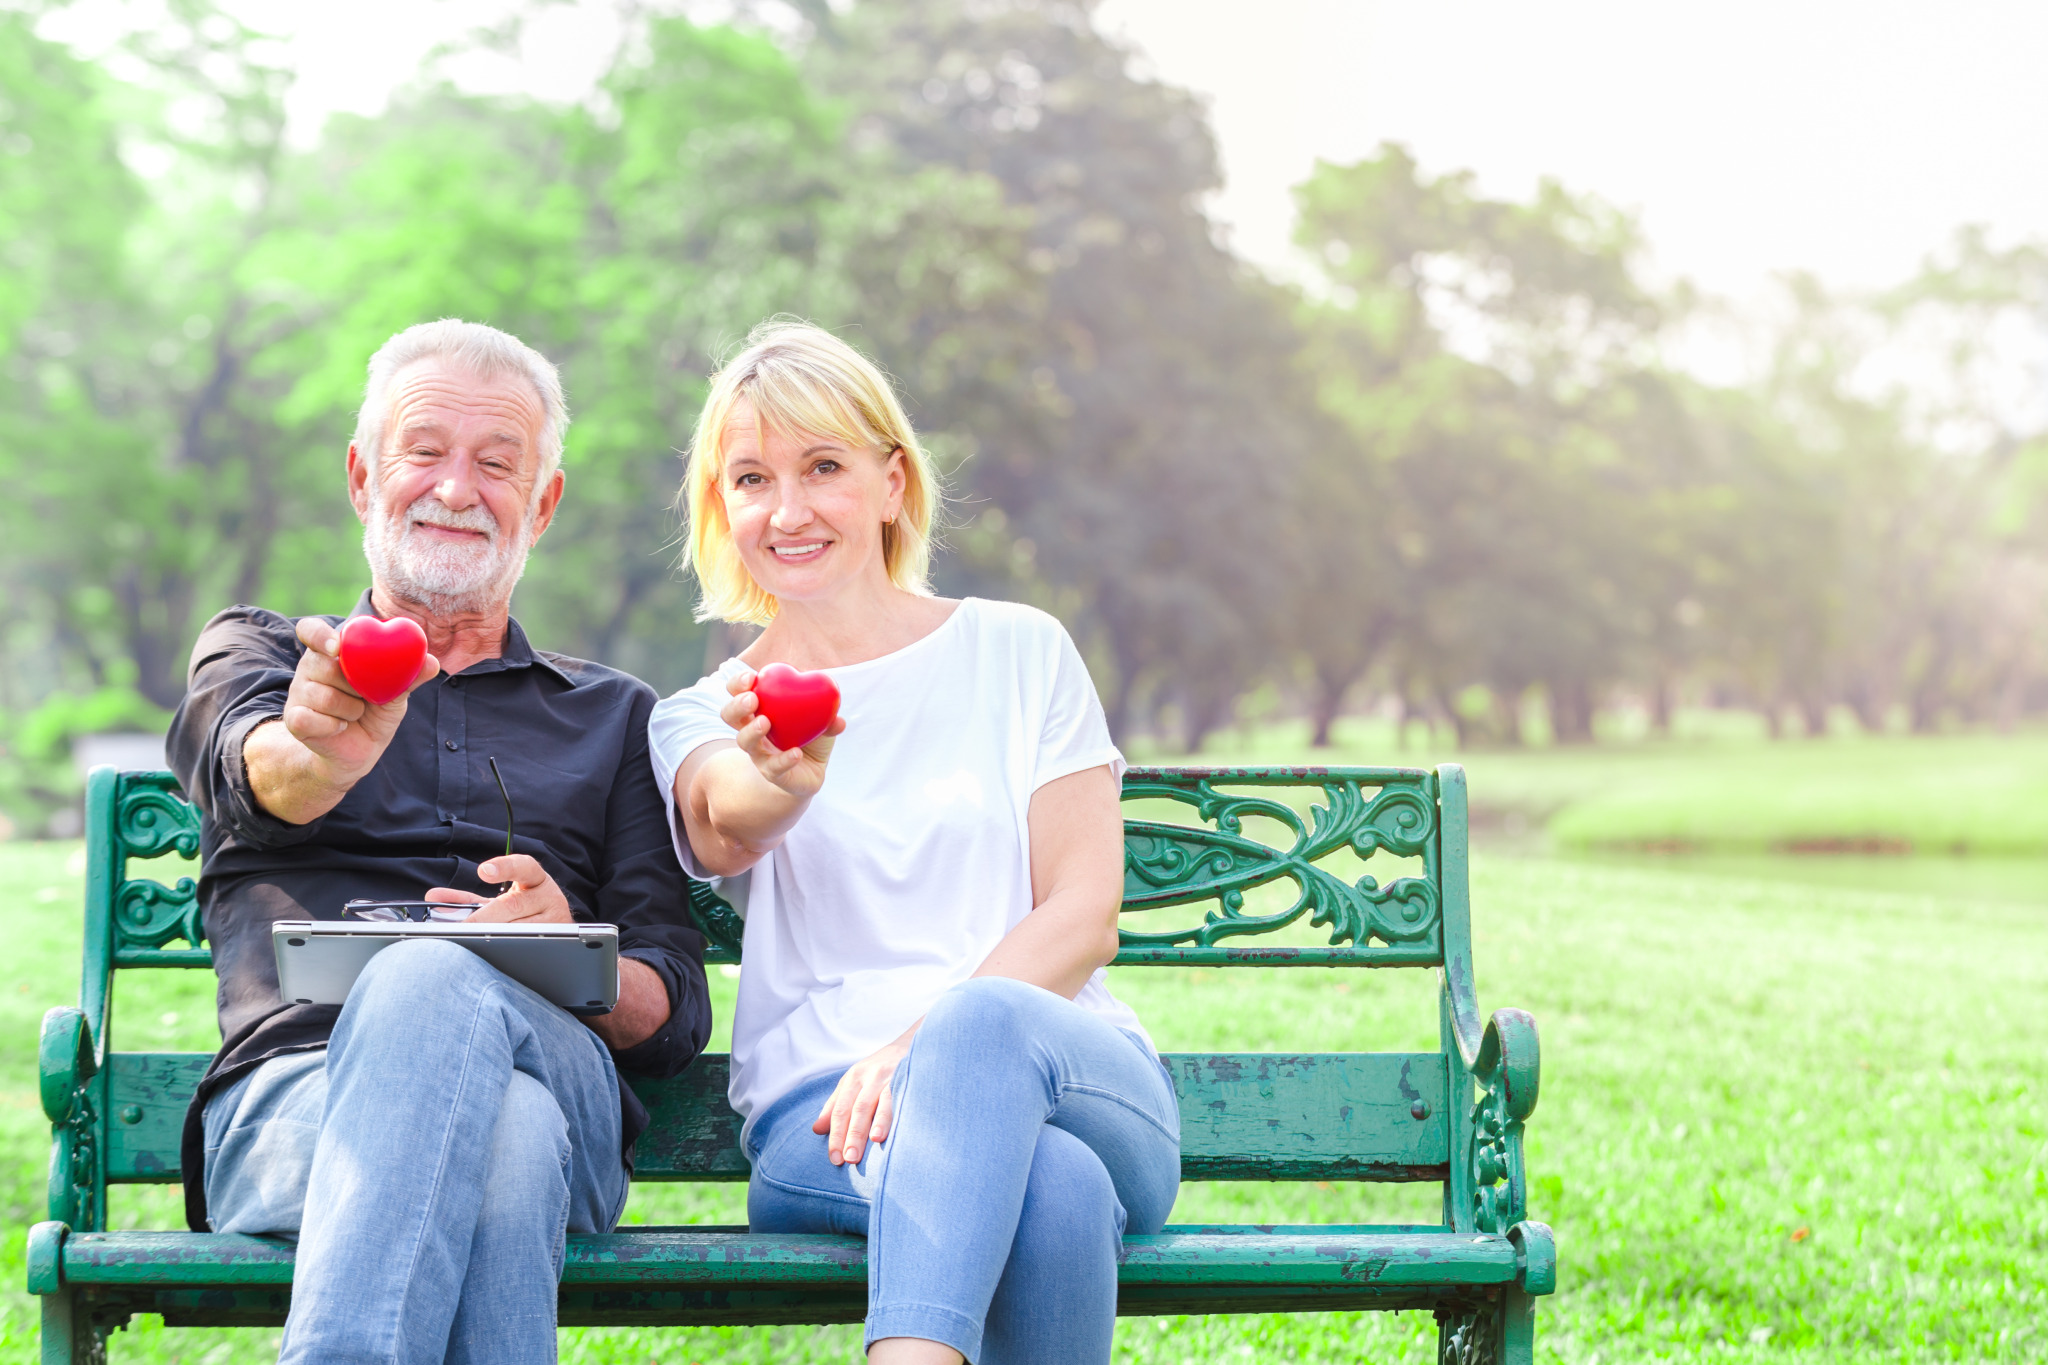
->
[881,445,908,524]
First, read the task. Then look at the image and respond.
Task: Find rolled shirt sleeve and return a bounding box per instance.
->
[600,685,714,1078]
[168,606,331,849]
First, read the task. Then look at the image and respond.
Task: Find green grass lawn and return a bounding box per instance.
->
[0,837,2041,1362]
[1137,716,2048,857]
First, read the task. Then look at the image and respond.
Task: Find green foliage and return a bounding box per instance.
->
[0,688,169,837]
[3,0,2046,783]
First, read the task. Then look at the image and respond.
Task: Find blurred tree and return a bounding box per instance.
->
[801,0,1316,747]
[4,0,2046,787]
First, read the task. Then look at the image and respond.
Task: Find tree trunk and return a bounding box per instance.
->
[1496,687,1525,747]
[1308,664,1357,749]
[1842,676,1888,733]
[1907,632,1954,734]
[1649,672,1674,737]
[1104,639,1143,748]
[1433,687,1471,749]
[1547,679,1594,745]
[1181,681,1233,755]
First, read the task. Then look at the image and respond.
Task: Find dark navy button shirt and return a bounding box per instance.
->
[167,593,712,1228]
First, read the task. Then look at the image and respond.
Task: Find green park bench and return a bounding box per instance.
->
[30,763,1553,1363]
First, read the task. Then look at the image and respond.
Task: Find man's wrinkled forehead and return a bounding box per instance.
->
[381,359,548,456]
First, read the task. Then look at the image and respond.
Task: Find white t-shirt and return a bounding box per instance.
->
[647,598,1147,1137]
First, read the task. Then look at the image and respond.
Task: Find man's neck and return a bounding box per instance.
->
[369,583,510,676]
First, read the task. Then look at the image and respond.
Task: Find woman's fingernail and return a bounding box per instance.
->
[845,1146,858,1161]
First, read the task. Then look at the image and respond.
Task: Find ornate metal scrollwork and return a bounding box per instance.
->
[1436,1304,1501,1365]
[51,1090,100,1230]
[1467,1010,1538,1235]
[114,876,204,952]
[1118,768,1440,951]
[1470,1082,1526,1234]
[115,775,202,861]
[112,776,205,951]
[685,879,745,960]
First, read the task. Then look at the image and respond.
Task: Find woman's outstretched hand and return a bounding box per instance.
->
[721,666,846,798]
[814,1024,917,1167]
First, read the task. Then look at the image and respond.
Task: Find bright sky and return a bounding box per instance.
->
[1094,0,2048,300]
[46,0,2048,303]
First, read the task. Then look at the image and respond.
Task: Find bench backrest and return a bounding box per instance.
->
[53,764,1494,1229]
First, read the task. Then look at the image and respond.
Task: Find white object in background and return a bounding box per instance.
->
[73,732,168,775]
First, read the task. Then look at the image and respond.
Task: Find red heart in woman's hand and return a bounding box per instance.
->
[753,663,841,751]
[336,615,430,706]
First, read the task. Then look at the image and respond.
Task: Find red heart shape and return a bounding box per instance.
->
[336,614,430,706]
[753,662,841,751]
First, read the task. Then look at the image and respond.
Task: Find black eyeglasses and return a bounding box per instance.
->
[343,900,477,923]
[342,757,517,923]
[489,756,515,860]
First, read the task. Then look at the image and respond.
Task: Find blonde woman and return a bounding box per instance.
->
[648,320,1178,1363]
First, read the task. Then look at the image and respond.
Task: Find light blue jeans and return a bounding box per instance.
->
[746,977,1182,1363]
[202,938,630,1365]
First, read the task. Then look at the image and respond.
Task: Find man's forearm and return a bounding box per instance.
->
[244,720,359,826]
[586,957,670,1050]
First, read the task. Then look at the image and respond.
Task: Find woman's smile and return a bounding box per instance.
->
[770,540,830,561]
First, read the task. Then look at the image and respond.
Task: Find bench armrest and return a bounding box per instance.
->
[40,1008,96,1124]
[40,1008,103,1229]
[1465,1006,1540,1236]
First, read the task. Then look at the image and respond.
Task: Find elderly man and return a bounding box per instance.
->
[167,319,710,1364]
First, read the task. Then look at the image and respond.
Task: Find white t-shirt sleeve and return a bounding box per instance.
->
[1032,618,1127,792]
[647,677,738,881]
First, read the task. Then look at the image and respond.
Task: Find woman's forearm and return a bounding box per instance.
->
[685,747,814,875]
[971,764,1126,998]
[972,888,1121,999]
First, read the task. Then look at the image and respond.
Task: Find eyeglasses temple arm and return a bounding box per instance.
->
[488,757,515,859]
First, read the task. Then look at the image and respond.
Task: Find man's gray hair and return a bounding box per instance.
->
[352,319,570,484]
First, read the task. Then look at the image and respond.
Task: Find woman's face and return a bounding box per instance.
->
[718,399,906,607]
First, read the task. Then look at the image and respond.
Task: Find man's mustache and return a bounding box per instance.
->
[400,497,499,541]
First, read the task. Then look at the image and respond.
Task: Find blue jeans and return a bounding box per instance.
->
[746,977,1181,1363]
[202,938,630,1365]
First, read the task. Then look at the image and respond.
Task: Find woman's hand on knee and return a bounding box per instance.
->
[814,1026,916,1166]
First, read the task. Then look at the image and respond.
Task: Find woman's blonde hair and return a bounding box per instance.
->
[683,319,939,625]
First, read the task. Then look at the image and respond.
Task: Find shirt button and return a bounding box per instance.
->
[444,739,458,751]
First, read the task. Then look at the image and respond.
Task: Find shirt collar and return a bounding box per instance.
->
[345,590,576,688]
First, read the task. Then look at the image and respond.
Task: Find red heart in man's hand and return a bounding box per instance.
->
[335,615,430,706]
[753,663,841,751]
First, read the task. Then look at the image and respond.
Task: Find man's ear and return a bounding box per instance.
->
[529,469,568,543]
[346,443,373,524]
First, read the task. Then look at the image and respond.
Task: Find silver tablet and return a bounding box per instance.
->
[272,921,620,1015]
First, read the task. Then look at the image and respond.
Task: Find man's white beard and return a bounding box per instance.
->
[362,486,538,615]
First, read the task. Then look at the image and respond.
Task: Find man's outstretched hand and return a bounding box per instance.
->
[281,616,439,779]
[246,617,439,826]
[426,854,574,924]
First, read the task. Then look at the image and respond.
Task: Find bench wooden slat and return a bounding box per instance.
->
[111,1281,1493,1329]
[59,1228,1517,1289]
[103,1054,209,1182]
[106,1050,1449,1184]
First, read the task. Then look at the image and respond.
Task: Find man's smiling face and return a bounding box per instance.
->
[350,358,563,614]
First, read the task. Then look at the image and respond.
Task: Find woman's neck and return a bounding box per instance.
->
[746,582,958,671]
